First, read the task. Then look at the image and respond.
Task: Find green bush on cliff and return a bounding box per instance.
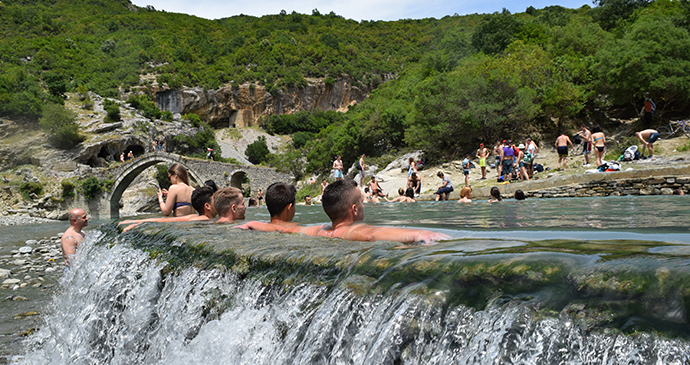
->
[19,181,43,200]
[103,99,121,122]
[61,180,75,198]
[39,104,84,150]
[80,177,103,200]
[245,136,270,164]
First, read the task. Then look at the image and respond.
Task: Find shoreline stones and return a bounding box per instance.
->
[0,235,63,291]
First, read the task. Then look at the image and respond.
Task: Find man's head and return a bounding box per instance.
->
[305,195,312,205]
[213,187,245,220]
[204,180,218,192]
[191,186,217,218]
[68,209,88,230]
[480,143,484,148]
[265,182,296,219]
[322,179,363,223]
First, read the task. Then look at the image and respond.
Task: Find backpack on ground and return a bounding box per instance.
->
[623,145,638,161]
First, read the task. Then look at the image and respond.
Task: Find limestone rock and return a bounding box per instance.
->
[0,269,10,280]
[2,278,20,285]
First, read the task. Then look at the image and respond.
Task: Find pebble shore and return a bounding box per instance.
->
[0,215,59,227]
[0,234,63,291]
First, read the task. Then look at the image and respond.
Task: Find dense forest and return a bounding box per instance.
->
[2,0,690,175]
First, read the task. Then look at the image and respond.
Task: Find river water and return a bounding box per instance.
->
[3,195,690,363]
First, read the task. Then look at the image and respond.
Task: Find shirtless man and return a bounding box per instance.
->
[238,182,300,232]
[635,129,660,158]
[320,179,329,197]
[332,155,344,180]
[367,176,387,198]
[476,143,489,180]
[576,125,592,166]
[214,187,246,223]
[555,132,574,171]
[357,154,366,187]
[301,180,449,244]
[61,209,88,267]
[494,141,503,178]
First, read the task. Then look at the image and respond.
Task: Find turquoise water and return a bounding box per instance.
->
[7,195,690,363]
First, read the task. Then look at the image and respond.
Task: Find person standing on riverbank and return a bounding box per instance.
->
[357,154,366,187]
[555,132,575,171]
[577,125,592,166]
[476,143,489,180]
[526,138,539,177]
[591,125,606,167]
[333,156,344,180]
[61,209,88,267]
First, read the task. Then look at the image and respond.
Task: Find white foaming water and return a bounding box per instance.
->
[21,232,690,365]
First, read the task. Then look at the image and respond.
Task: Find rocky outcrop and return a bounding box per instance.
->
[154,75,389,128]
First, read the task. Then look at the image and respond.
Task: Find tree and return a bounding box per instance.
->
[245,136,270,164]
[471,9,522,55]
[594,14,690,117]
[39,103,83,149]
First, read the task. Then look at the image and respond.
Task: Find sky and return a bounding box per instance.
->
[130,0,593,22]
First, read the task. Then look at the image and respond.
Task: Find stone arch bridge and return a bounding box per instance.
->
[98,152,292,218]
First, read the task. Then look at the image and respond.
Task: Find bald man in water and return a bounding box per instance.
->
[61,208,88,267]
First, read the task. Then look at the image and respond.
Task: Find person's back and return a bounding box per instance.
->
[239,182,299,232]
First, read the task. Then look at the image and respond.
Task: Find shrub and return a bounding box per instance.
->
[162,110,173,122]
[61,180,75,198]
[80,177,103,200]
[292,131,314,149]
[154,164,172,189]
[245,136,270,164]
[39,103,84,149]
[19,181,43,200]
[103,99,121,122]
[127,94,162,120]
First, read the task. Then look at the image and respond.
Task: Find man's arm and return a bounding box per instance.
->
[368,226,450,244]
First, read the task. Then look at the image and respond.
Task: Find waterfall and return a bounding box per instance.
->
[21,223,690,364]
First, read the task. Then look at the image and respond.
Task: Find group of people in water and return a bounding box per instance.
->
[117,163,449,245]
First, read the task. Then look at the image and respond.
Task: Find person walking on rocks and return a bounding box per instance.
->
[61,209,88,267]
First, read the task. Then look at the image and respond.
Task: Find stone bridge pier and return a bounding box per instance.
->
[100,152,291,218]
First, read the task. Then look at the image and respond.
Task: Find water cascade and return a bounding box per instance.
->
[20,197,690,364]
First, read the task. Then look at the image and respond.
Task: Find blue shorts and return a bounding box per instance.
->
[334,169,343,178]
[435,186,454,195]
[463,169,469,176]
[648,132,660,144]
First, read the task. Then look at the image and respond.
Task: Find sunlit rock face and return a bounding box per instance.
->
[154,75,393,128]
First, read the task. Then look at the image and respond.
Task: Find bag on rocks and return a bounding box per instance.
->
[623,145,638,161]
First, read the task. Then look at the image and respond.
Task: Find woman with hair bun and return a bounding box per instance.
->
[157,163,195,216]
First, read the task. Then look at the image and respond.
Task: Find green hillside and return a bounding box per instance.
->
[2,0,690,174]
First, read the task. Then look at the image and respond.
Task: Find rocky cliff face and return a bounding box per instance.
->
[154,75,390,128]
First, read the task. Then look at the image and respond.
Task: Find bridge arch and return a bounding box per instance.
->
[109,152,203,218]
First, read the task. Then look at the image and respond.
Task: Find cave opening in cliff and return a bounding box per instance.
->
[124,144,146,158]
